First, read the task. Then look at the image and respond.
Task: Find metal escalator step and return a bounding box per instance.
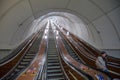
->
[48,63,60,66]
[22,59,31,62]
[47,73,64,79]
[48,51,57,53]
[20,62,29,65]
[15,69,20,72]
[48,60,59,62]
[47,73,63,76]
[48,52,57,54]
[48,55,58,57]
[48,57,58,59]
[26,53,35,56]
[24,56,33,59]
[48,48,56,50]
[48,61,59,64]
[48,54,57,55]
[48,65,60,68]
[47,69,62,73]
[17,65,26,69]
[47,78,65,80]
[47,66,61,69]
[48,58,58,60]
[9,72,16,77]
[47,70,62,74]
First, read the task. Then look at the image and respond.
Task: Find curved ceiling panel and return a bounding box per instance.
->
[0,0,120,51]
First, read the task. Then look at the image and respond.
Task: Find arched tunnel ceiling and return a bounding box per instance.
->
[0,0,120,52]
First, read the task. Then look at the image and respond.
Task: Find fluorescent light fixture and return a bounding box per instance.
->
[44,35,47,39]
[56,31,59,35]
[67,32,69,36]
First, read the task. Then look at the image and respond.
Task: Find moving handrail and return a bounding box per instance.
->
[17,27,48,80]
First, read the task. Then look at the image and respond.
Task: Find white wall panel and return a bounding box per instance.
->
[108,7,120,39]
[29,0,69,14]
[102,49,120,58]
[67,0,103,21]
[91,0,120,12]
[10,16,34,47]
[87,23,102,49]
[93,15,120,49]
[0,0,20,17]
[0,0,33,49]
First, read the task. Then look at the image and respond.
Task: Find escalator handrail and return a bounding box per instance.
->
[35,27,50,80]
[54,31,70,80]
[34,33,48,80]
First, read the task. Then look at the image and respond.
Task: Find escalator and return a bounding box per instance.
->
[60,33,84,64]
[45,27,67,80]
[2,31,43,80]
[46,39,66,80]
[59,28,120,79]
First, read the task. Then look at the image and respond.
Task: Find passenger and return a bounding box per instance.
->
[96,51,108,72]
[96,51,112,80]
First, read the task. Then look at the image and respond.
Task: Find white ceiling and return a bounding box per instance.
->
[0,0,120,50]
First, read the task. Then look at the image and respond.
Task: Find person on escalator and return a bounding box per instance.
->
[96,51,113,80]
[96,51,108,72]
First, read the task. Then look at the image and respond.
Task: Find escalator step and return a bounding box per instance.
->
[48,52,57,54]
[48,57,58,59]
[48,58,58,60]
[47,73,64,79]
[24,56,33,59]
[47,69,62,73]
[15,69,20,72]
[48,63,60,66]
[47,66,61,69]
[48,61,58,64]
[17,65,26,69]
[20,62,29,65]
[47,71,62,74]
[48,55,58,57]
[48,60,59,63]
[22,59,31,62]
[26,53,35,56]
[47,78,64,80]
[47,73,63,77]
